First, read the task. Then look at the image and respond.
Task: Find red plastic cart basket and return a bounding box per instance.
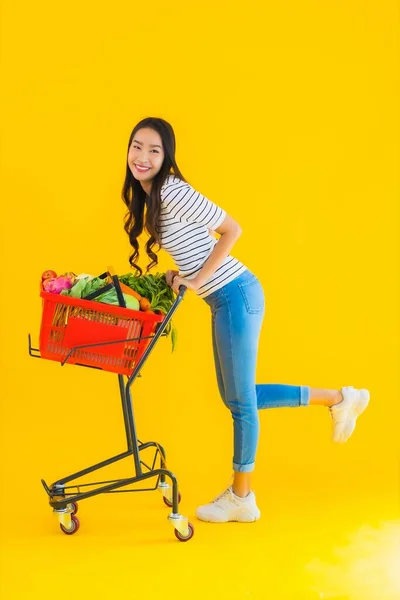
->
[39,277,164,376]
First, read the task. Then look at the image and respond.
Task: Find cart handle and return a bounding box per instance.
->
[178,285,186,297]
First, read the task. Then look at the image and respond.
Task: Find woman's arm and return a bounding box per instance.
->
[171,214,242,293]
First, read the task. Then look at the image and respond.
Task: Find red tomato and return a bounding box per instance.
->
[41,270,57,281]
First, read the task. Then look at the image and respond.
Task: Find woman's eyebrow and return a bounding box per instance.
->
[133,139,162,149]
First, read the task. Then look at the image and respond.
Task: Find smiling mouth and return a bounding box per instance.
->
[135,165,151,172]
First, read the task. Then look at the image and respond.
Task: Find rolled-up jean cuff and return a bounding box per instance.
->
[233,462,255,473]
[300,385,310,406]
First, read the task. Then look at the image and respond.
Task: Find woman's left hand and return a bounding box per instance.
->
[171,275,200,294]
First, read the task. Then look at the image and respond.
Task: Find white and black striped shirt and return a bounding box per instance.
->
[159,175,246,298]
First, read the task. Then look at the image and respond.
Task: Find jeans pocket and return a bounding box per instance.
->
[238,277,264,314]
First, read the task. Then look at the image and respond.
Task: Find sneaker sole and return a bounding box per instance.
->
[195,509,261,523]
[336,388,370,443]
[237,509,261,523]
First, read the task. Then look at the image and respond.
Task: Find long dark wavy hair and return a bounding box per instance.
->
[122,117,188,274]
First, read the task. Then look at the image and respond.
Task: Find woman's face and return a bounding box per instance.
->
[128,128,165,188]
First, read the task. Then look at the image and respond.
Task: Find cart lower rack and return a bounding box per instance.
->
[29,277,194,542]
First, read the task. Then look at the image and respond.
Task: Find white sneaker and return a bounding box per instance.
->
[330,386,370,443]
[195,486,261,523]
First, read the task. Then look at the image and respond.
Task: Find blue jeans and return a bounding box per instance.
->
[203,269,310,473]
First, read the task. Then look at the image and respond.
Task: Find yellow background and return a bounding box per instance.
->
[1,1,399,598]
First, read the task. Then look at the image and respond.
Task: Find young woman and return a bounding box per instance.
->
[122,116,370,524]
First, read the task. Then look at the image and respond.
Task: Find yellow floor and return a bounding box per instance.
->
[1,0,398,598]
[1,456,398,600]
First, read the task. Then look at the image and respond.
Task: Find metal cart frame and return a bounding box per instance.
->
[28,285,194,542]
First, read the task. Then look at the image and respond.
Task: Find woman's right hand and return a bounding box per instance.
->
[165,270,179,287]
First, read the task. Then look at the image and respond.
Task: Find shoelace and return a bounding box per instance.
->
[212,489,231,503]
[212,473,235,503]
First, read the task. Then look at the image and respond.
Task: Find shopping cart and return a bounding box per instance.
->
[28,272,194,542]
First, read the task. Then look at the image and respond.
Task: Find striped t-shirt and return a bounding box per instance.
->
[158,174,247,298]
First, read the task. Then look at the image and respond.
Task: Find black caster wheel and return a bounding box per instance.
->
[60,515,80,535]
[174,522,194,542]
[163,492,181,507]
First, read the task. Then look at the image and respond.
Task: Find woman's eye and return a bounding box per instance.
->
[132,145,158,153]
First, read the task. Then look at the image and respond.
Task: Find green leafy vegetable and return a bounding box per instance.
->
[118,272,178,351]
[61,276,109,299]
[61,273,179,352]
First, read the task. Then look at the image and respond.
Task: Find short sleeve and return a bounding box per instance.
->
[160,179,226,230]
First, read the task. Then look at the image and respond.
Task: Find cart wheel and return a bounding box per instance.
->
[60,515,80,535]
[67,502,78,515]
[174,522,194,542]
[163,492,181,507]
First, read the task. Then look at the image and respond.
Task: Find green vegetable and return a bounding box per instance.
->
[118,273,175,310]
[171,327,177,353]
[61,276,109,299]
[118,272,178,351]
[61,272,178,351]
[94,289,139,311]
[124,295,140,310]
